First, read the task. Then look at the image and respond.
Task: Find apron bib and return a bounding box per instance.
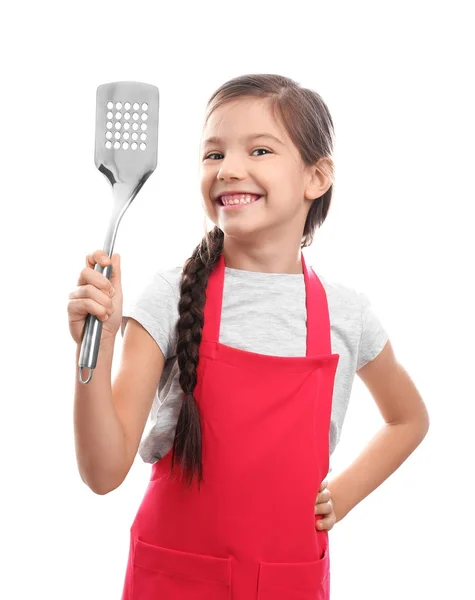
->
[121,252,340,599]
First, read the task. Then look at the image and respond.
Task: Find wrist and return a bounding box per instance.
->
[75,336,116,361]
[327,477,350,523]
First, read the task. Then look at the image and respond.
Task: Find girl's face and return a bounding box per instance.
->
[199,97,318,242]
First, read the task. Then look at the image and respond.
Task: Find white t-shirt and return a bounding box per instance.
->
[121,264,389,471]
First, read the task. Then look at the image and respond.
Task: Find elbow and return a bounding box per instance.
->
[410,409,430,445]
[80,468,125,496]
[89,478,123,496]
[403,400,430,437]
[390,406,430,446]
[419,402,430,436]
[424,411,430,434]
[90,482,115,496]
[410,410,430,441]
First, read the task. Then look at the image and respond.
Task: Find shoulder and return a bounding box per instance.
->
[121,265,184,359]
[314,271,362,314]
[130,265,183,301]
[315,270,382,317]
[313,269,389,370]
[151,265,183,294]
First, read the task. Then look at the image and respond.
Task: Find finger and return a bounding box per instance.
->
[319,478,328,491]
[315,499,333,516]
[77,265,114,294]
[320,501,333,516]
[316,516,334,531]
[69,283,114,311]
[315,517,326,530]
[109,253,121,286]
[86,250,110,268]
[315,488,331,505]
[90,252,121,288]
[68,297,112,322]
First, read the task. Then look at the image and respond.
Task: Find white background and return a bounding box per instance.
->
[2,1,473,598]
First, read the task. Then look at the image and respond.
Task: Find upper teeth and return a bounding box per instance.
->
[221,194,260,205]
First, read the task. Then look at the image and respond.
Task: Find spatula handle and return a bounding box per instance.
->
[78,262,113,384]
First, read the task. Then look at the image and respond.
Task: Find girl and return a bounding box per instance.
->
[69,74,429,599]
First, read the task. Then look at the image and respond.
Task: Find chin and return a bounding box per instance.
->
[218,220,268,241]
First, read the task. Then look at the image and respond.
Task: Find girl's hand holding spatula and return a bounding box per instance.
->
[68,250,122,345]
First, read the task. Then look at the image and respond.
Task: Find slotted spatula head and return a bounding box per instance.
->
[94,81,159,204]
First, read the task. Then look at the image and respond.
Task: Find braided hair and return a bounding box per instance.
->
[171,227,224,487]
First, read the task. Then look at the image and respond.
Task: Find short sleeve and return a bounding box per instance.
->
[356,292,389,371]
[120,272,177,360]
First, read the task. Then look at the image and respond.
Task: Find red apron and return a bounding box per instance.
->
[121,252,340,599]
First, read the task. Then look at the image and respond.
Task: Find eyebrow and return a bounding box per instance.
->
[202,133,284,146]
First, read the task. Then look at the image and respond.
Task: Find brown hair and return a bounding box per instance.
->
[171,74,336,487]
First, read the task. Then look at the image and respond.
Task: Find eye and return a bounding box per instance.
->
[203,148,272,160]
[252,148,272,156]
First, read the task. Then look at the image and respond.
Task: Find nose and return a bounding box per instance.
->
[217,152,246,181]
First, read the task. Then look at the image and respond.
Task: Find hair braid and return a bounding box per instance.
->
[171,226,224,487]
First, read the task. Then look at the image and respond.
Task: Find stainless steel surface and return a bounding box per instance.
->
[78,81,159,384]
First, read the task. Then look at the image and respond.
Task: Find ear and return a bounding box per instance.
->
[304,157,334,201]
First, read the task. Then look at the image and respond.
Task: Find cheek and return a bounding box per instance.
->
[199,177,208,197]
[200,192,219,224]
[267,166,293,192]
[277,172,304,201]
[269,175,294,201]
[200,170,217,197]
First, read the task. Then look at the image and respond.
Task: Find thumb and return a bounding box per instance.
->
[109,253,121,288]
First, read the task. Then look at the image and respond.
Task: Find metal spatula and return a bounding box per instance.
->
[78,81,159,384]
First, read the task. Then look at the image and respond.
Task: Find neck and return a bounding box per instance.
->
[222,235,304,274]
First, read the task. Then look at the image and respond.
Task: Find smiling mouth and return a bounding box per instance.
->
[217,195,263,208]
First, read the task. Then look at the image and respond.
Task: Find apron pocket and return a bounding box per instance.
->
[133,537,232,599]
[257,546,329,600]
